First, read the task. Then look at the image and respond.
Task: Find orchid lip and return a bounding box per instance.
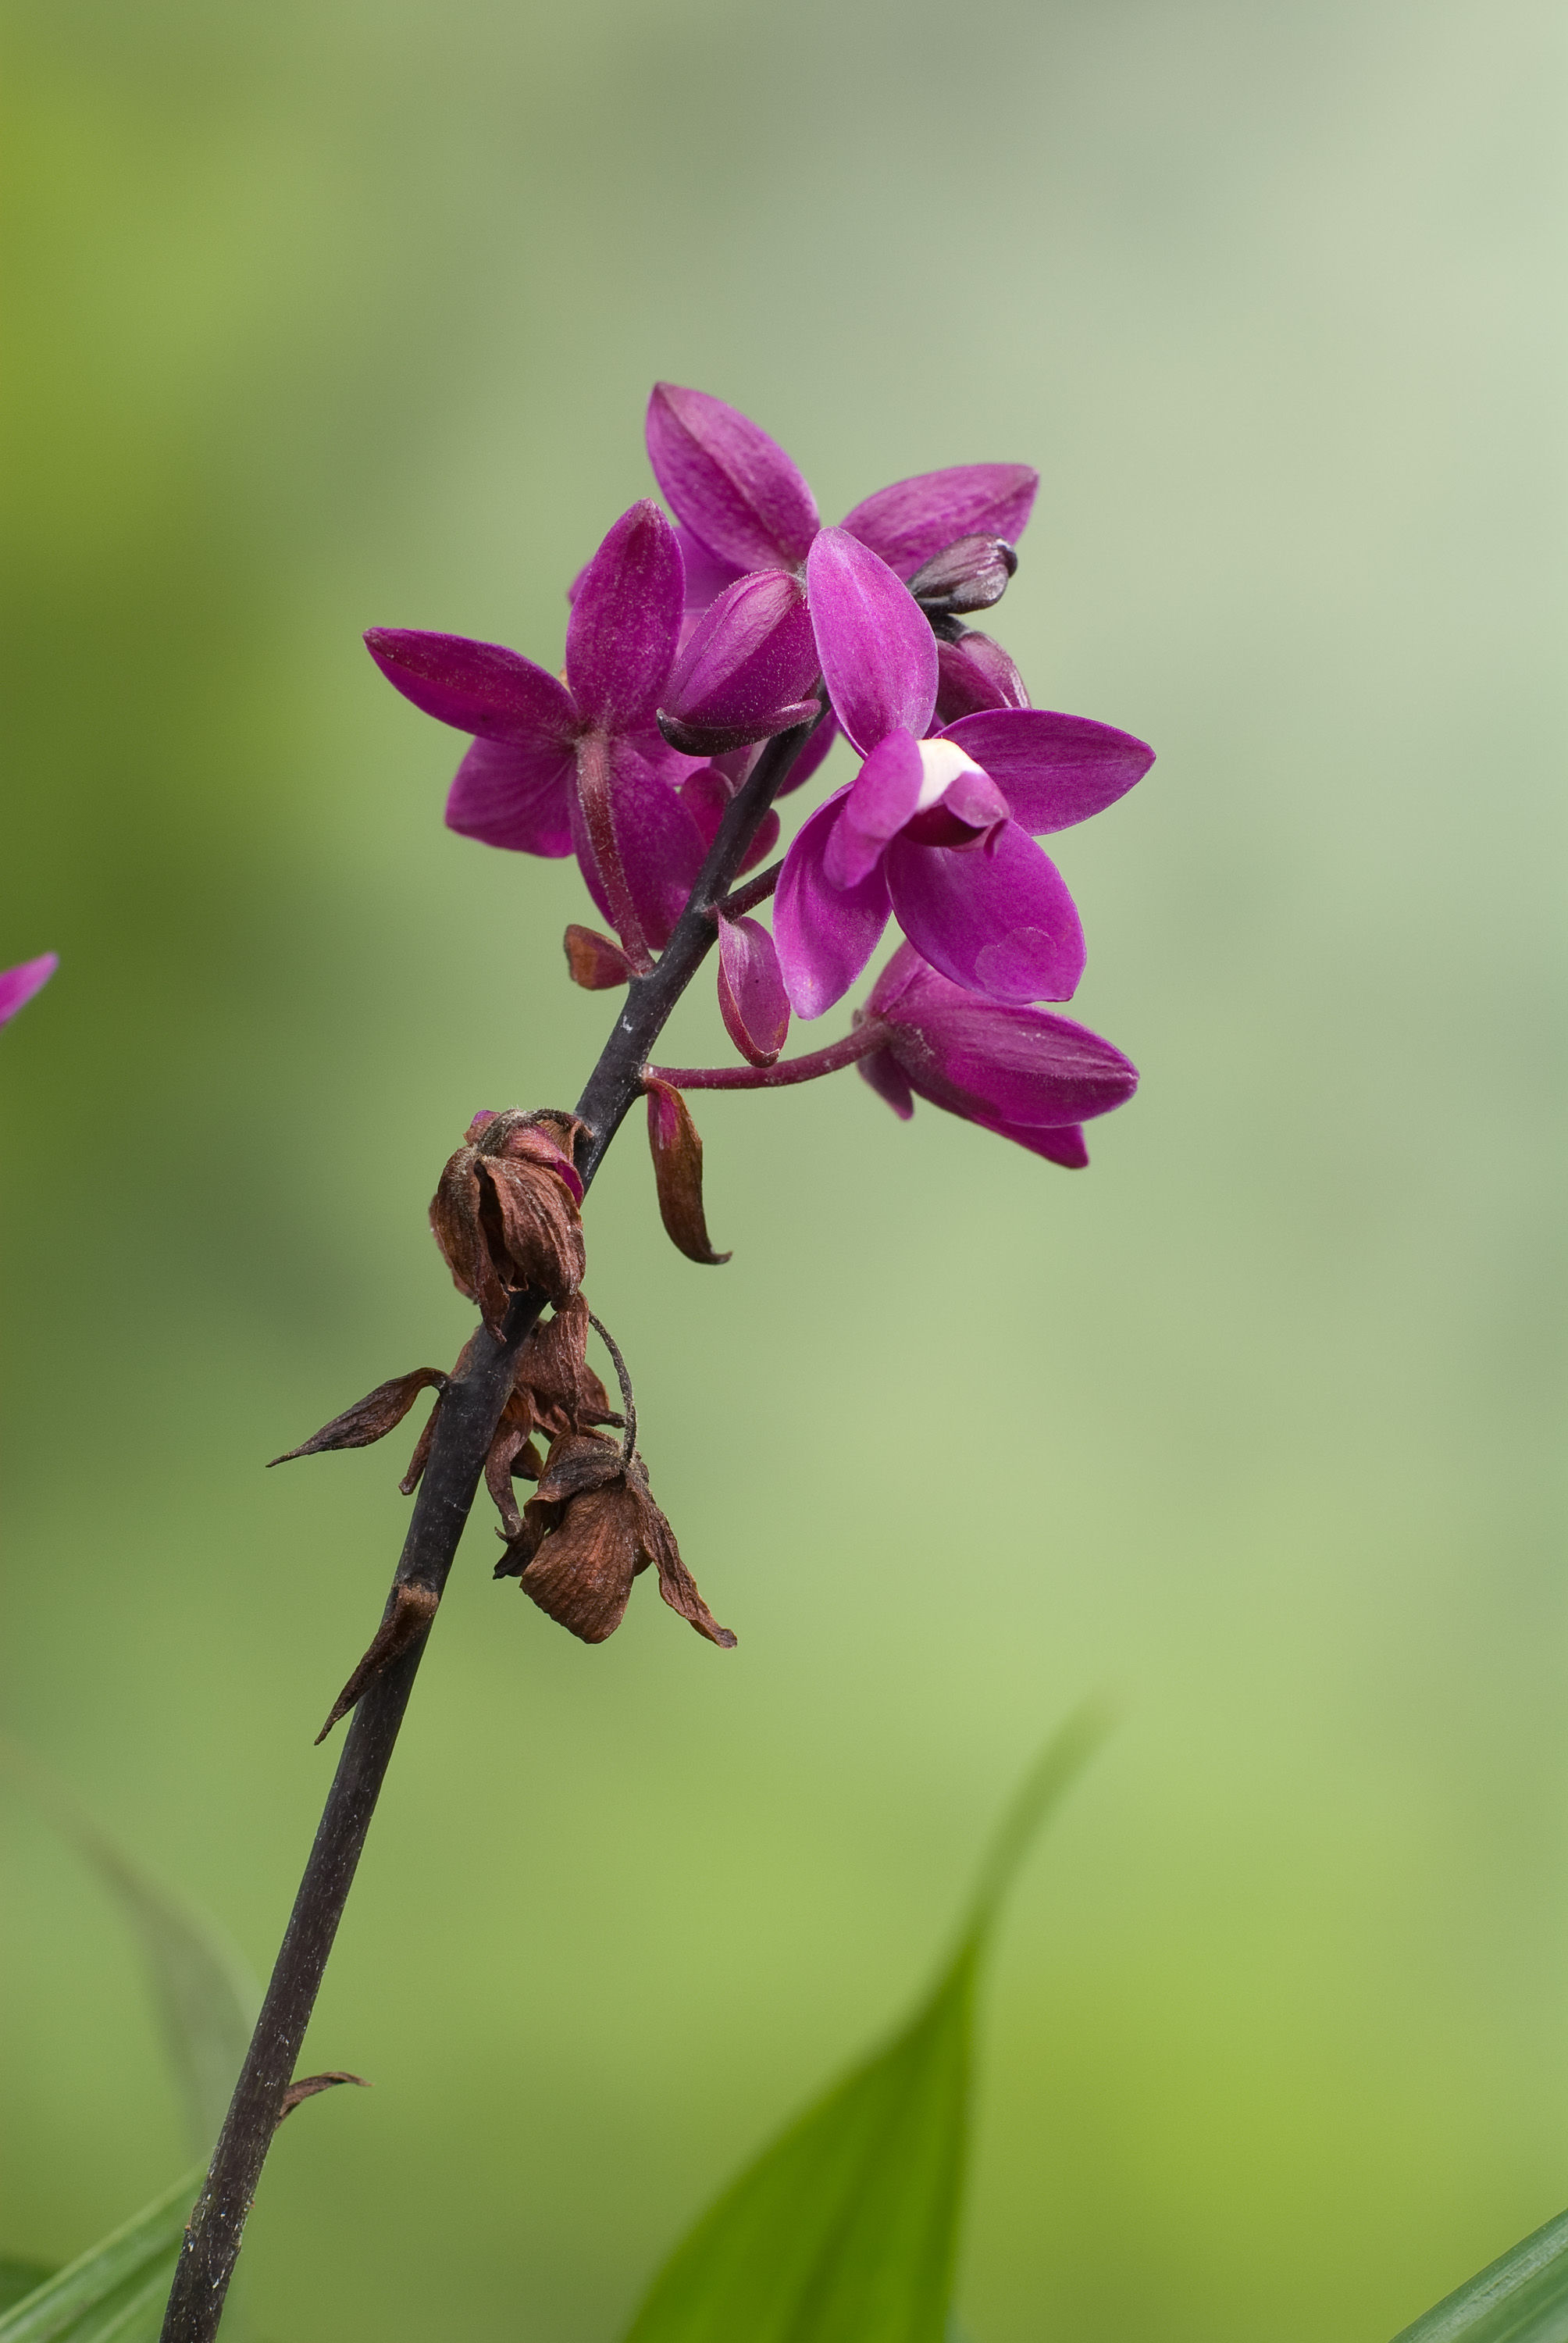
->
[901,804,1003,850]
[913,735,989,810]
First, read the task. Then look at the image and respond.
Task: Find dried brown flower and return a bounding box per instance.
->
[430,1108,587,1334]
[271,1296,618,1548]
[496,1430,736,1650]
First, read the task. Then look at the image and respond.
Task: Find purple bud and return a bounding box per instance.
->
[658,569,821,757]
[932,633,1030,726]
[907,534,1018,620]
[717,914,790,1067]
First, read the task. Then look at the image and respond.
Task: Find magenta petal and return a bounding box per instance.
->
[569,740,707,950]
[857,1047,914,1120]
[823,728,922,889]
[884,822,1085,1002]
[978,1117,1090,1167]
[365,629,578,744]
[565,501,684,733]
[871,948,1135,1132]
[717,914,790,1066]
[773,790,892,1018]
[625,726,707,788]
[660,569,821,754]
[941,709,1154,835]
[806,529,937,756]
[933,633,1030,726]
[674,524,747,613]
[840,465,1039,580]
[896,993,1134,1124]
[0,952,58,1027]
[446,737,576,855]
[646,383,819,572]
[866,938,929,1019]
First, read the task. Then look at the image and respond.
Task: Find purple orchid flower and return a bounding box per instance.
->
[0,953,57,1028]
[857,942,1138,1167]
[645,382,1039,604]
[366,501,707,962]
[645,384,1040,798]
[772,528,1154,1018]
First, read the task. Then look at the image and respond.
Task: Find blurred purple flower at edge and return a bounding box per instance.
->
[0,953,57,1029]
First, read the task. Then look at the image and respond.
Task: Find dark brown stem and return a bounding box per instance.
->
[158,709,819,2343]
[647,1020,887,1091]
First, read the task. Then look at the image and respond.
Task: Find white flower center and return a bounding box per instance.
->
[914,736,988,811]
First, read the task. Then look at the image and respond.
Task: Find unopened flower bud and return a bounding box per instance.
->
[908,533,1018,623]
[643,1079,730,1264]
[932,629,1030,725]
[496,1430,735,1649]
[657,569,821,756]
[429,1108,587,1334]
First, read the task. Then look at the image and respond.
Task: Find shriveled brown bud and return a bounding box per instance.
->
[430,1108,587,1333]
[496,1431,736,1650]
[563,924,634,990]
[643,1078,731,1266]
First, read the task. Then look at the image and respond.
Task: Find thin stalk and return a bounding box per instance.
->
[158,711,819,2343]
[715,856,782,920]
[647,1021,887,1090]
[586,1311,637,1464]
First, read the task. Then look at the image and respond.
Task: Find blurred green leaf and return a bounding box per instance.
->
[0,2169,199,2343]
[0,2273,55,2319]
[1,1740,258,2156]
[1392,2206,1568,2343]
[622,1706,1107,2343]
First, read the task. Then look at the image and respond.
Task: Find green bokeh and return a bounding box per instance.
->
[1,2,1562,2336]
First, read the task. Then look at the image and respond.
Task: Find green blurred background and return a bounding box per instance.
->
[1,0,1563,2334]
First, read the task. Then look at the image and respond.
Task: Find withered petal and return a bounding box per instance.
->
[484,1418,540,1540]
[429,1154,484,1300]
[629,1473,737,1648]
[483,1158,585,1308]
[269,1368,447,1467]
[643,1077,732,1266]
[517,1489,640,1643]
[517,1294,617,1433]
[397,1400,442,1496]
[532,1428,626,1507]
